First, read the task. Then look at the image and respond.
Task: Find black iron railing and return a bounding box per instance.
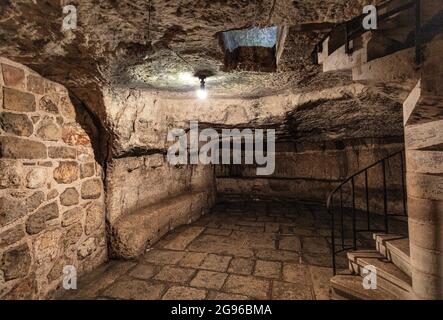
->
[326,150,408,275]
[312,0,423,65]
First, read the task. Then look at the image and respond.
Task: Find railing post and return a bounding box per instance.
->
[351,178,357,250]
[400,152,407,216]
[365,170,370,230]
[382,160,389,233]
[340,188,344,249]
[344,24,350,54]
[415,0,421,65]
[330,195,337,275]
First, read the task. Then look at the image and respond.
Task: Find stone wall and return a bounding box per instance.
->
[107,155,216,225]
[0,58,107,299]
[216,138,405,212]
[404,39,443,299]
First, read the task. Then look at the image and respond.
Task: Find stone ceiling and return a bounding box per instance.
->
[1,0,411,156]
[0,0,379,100]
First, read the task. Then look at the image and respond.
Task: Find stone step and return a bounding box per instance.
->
[347,250,413,299]
[330,274,397,300]
[373,233,411,277]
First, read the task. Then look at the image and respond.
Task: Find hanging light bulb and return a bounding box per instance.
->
[196,76,207,100]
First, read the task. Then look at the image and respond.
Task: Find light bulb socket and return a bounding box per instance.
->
[199,76,206,90]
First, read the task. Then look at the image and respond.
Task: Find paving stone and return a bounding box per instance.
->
[272,281,314,300]
[153,265,196,284]
[227,258,254,275]
[282,263,310,284]
[238,225,264,232]
[179,252,207,268]
[190,270,228,290]
[236,220,264,227]
[279,235,301,251]
[188,238,254,258]
[301,237,330,253]
[59,261,136,299]
[204,228,232,236]
[162,286,207,300]
[293,228,317,236]
[257,216,275,222]
[129,263,159,280]
[58,200,339,301]
[223,275,270,300]
[142,249,186,265]
[102,279,165,300]
[208,291,251,300]
[309,266,333,300]
[265,222,280,233]
[163,226,205,250]
[230,230,276,249]
[256,249,301,262]
[200,254,232,272]
[302,252,348,269]
[254,260,282,279]
[280,225,297,235]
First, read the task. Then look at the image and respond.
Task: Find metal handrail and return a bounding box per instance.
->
[312,0,421,64]
[326,150,408,275]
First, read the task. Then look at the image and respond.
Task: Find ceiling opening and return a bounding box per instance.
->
[219,26,286,73]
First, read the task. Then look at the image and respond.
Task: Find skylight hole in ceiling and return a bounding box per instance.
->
[219,26,284,73]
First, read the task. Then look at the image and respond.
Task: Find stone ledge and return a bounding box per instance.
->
[110,191,211,259]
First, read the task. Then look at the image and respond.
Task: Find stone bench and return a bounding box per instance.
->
[110,191,212,259]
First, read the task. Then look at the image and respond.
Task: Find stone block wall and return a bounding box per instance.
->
[216,137,405,214]
[0,58,107,299]
[106,154,216,257]
[404,39,443,299]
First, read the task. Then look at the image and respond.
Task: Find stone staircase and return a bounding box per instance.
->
[330,233,412,300]
[315,0,443,83]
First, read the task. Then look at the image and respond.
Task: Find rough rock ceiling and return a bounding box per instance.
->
[0,0,379,100]
[1,0,410,158]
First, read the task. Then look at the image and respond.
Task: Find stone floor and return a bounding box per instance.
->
[57,201,345,300]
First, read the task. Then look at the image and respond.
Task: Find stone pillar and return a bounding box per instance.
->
[404,39,443,299]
